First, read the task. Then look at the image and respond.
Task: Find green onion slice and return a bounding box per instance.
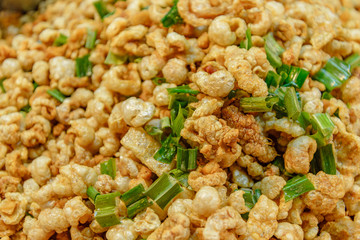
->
[345,53,360,71]
[53,33,68,46]
[152,77,166,85]
[160,117,171,129]
[153,135,179,164]
[297,111,311,129]
[310,113,335,140]
[20,104,31,113]
[87,186,100,203]
[167,85,199,95]
[283,175,315,202]
[120,184,145,207]
[239,28,252,50]
[171,106,185,137]
[239,96,279,113]
[75,54,92,77]
[284,87,301,120]
[169,169,189,188]
[47,89,66,103]
[93,0,114,20]
[161,0,183,28]
[127,197,152,218]
[100,158,117,179]
[144,173,183,209]
[321,92,334,100]
[94,191,121,227]
[265,71,282,88]
[313,143,336,175]
[264,32,284,68]
[0,78,6,93]
[104,51,128,65]
[85,29,97,49]
[176,146,197,172]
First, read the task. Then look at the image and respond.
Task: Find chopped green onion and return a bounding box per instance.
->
[152,77,166,85]
[161,0,183,28]
[284,87,301,120]
[47,89,66,103]
[93,0,114,20]
[283,175,315,202]
[87,186,100,203]
[167,85,199,95]
[20,104,31,113]
[33,82,39,91]
[310,113,335,140]
[313,144,336,175]
[176,146,198,172]
[285,66,309,89]
[345,53,360,71]
[264,32,284,68]
[85,29,97,49]
[127,197,152,218]
[104,51,128,65]
[94,191,121,227]
[100,158,117,179]
[95,206,120,227]
[145,125,163,142]
[153,135,179,164]
[171,106,185,137]
[265,71,282,88]
[333,108,340,118]
[121,184,145,206]
[239,28,252,50]
[313,57,352,91]
[241,188,261,209]
[321,92,334,100]
[297,111,311,129]
[239,96,279,113]
[144,173,183,209]
[160,117,171,129]
[169,169,189,187]
[53,33,68,46]
[168,93,198,110]
[241,212,249,220]
[75,54,92,77]
[0,78,5,93]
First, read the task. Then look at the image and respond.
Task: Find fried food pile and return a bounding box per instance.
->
[0,0,360,239]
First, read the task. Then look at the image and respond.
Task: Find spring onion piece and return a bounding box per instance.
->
[169,169,189,187]
[53,33,68,46]
[239,96,279,113]
[242,188,261,209]
[0,78,5,93]
[144,125,163,142]
[75,54,92,77]
[285,66,309,89]
[152,77,166,85]
[313,144,336,175]
[283,175,315,202]
[94,191,121,227]
[265,71,282,88]
[264,32,284,68]
[176,146,198,172]
[33,82,39,91]
[297,111,311,129]
[310,113,335,140]
[85,29,97,49]
[172,106,185,137]
[104,51,128,65]
[239,28,252,50]
[87,186,100,203]
[153,135,179,163]
[144,173,183,209]
[93,1,114,20]
[161,0,183,28]
[20,104,31,113]
[321,92,334,100]
[100,158,117,179]
[167,85,199,95]
[127,197,152,218]
[120,184,145,206]
[160,117,171,129]
[345,53,360,71]
[313,57,351,91]
[284,87,301,120]
[47,89,66,102]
